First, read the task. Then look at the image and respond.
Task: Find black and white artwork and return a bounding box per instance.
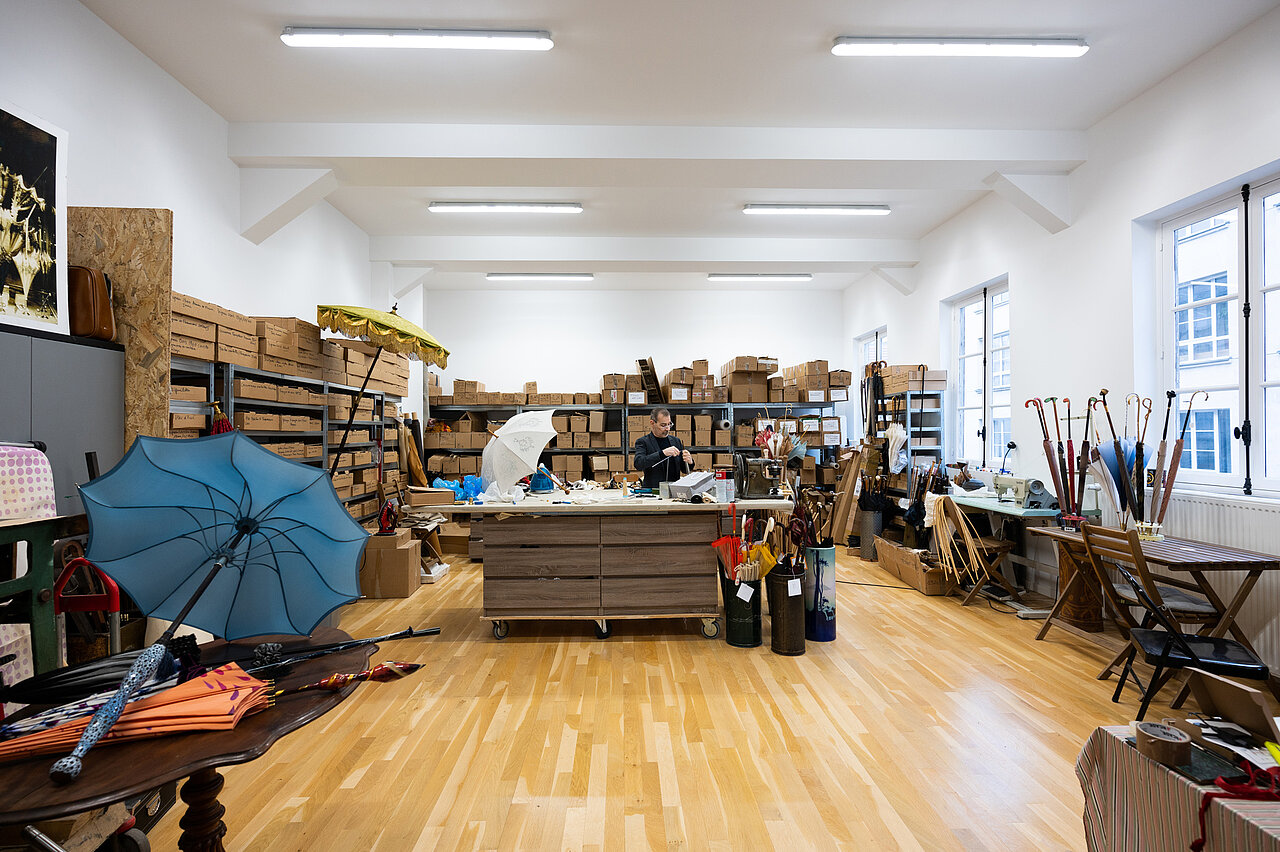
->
[0,102,67,334]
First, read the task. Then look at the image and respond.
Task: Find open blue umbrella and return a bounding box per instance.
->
[49,432,368,783]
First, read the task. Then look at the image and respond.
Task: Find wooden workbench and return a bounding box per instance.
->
[408,496,791,639]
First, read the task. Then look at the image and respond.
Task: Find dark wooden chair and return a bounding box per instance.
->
[1079,523,1252,719]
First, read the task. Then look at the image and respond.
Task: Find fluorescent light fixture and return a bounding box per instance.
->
[281,27,553,51]
[707,273,814,283]
[832,36,1088,58]
[744,203,890,216]
[427,202,583,214]
[486,273,595,282]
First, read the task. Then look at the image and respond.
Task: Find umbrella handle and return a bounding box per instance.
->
[49,641,168,784]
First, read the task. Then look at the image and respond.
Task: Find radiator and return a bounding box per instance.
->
[1161,492,1280,670]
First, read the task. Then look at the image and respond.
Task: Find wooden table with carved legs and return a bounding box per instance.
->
[0,628,370,851]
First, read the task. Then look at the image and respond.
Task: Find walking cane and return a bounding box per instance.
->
[1046,397,1073,516]
[1134,398,1152,523]
[1156,390,1209,526]
[1099,389,1138,527]
[1075,398,1095,516]
[1026,398,1066,514]
[1149,391,1176,522]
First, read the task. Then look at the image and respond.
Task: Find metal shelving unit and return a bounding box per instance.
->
[168,358,402,522]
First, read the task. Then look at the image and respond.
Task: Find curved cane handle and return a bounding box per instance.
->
[49,642,168,784]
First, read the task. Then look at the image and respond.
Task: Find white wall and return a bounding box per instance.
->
[424,287,846,398]
[843,5,1280,485]
[2,0,371,316]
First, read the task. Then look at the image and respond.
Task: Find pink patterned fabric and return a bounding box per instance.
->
[0,445,57,522]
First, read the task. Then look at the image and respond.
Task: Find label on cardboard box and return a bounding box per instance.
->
[259,354,297,375]
[171,313,216,342]
[170,333,215,362]
[627,391,647,405]
[806,389,826,403]
[828,388,849,402]
[169,384,207,402]
[668,386,690,402]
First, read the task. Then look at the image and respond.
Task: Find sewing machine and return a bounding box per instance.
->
[993,474,1059,510]
[734,454,783,499]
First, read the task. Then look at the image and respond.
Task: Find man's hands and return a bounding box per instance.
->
[662,446,681,458]
[681,449,693,466]
[662,446,694,466]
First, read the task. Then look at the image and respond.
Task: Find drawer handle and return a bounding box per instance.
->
[519,544,540,549]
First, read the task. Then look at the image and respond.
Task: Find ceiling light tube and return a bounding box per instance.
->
[743,204,891,216]
[281,27,554,51]
[427,202,582,213]
[707,274,813,283]
[832,36,1088,58]
[486,273,595,282]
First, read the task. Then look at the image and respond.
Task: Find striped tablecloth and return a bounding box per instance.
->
[1077,726,1280,851]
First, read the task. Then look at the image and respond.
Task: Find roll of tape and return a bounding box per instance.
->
[1136,720,1192,766]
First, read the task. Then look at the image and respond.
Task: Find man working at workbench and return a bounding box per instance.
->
[633,408,693,488]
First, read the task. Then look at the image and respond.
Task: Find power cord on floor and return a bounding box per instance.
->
[836,579,914,590]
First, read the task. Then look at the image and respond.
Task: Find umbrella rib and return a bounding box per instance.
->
[135,442,247,516]
[253,522,358,600]
[251,476,338,525]
[246,526,326,635]
[255,517,365,546]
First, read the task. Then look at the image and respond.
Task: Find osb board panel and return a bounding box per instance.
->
[68,207,172,450]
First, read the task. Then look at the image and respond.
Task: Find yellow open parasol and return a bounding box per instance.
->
[317,304,450,477]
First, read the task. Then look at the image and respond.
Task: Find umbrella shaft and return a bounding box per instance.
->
[161,529,246,642]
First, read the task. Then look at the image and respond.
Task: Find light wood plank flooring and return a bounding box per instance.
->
[148,551,1173,851]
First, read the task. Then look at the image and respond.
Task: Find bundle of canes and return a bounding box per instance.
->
[1073,397,1095,522]
[1046,396,1074,518]
[1148,391,1176,524]
[1155,390,1210,527]
[1025,398,1067,515]
[1134,397,1153,524]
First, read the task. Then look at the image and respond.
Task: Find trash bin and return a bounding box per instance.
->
[859,512,882,560]
[723,572,762,648]
[803,545,837,642]
[765,562,805,656]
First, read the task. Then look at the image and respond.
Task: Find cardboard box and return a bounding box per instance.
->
[275,385,312,405]
[874,537,953,596]
[627,391,647,405]
[756,356,779,375]
[590,455,610,472]
[169,384,208,402]
[694,430,712,447]
[602,388,625,405]
[600,374,625,390]
[169,412,207,430]
[588,411,605,432]
[625,374,643,391]
[359,537,421,599]
[170,333,214,361]
[721,356,758,374]
[281,414,319,432]
[232,378,276,402]
[828,388,849,402]
[711,386,728,403]
[665,384,691,403]
[692,359,709,376]
[214,342,255,369]
[234,411,281,431]
[171,292,220,325]
[570,414,588,432]
[170,312,216,342]
[213,305,257,336]
[331,471,355,489]
[828,370,852,387]
[259,354,296,375]
[726,373,767,403]
[664,367,694,386]
[216,325,257,351]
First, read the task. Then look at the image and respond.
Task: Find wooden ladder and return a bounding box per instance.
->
[636,357,663,404]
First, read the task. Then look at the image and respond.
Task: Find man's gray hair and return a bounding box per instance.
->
[650,408,672,422]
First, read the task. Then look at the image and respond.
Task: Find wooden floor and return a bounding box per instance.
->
[148,551,1175,851]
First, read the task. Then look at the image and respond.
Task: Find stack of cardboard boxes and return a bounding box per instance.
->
[358,528,421,598]
[879,365,947,396]
[776,361,854,404]
[167,384,208,437]
[718,356,778,403]
[320,339,410,397]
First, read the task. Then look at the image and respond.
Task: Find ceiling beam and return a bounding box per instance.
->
[869,266,919,295]
[230,123,1085,167]
[368,235,918,269]
[983,171,1072,233]
[239,167,338,244]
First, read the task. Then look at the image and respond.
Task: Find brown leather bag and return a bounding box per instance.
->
[68,265,116,341]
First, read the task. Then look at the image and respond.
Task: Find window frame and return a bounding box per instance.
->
[950,282,1010,468]
[1156,174,1280,495]
[853,326,888,440]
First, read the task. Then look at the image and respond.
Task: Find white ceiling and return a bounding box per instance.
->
[80,0,1280,290]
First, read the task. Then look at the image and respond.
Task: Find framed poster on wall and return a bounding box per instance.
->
[0,101,68,335]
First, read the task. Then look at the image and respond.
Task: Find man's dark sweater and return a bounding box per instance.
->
[633,433,689,487]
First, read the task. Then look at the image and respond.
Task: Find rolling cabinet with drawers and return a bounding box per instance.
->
[481,511,722,639]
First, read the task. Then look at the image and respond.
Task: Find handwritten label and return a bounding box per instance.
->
[788,578,802,597]
[736,584,754,602]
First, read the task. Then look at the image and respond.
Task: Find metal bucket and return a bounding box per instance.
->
[765,567,805,656]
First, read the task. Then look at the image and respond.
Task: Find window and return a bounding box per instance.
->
[952,284,1010,466]
[853,327,888,439]
[1159,177,1280,493]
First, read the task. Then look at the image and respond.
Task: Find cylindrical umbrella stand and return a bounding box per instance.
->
[803,546,837,642]
[722,573,762,648]
[765,567,805,656]
[859,512,882,560]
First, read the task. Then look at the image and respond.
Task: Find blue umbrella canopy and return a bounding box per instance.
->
[79,432,368,640]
